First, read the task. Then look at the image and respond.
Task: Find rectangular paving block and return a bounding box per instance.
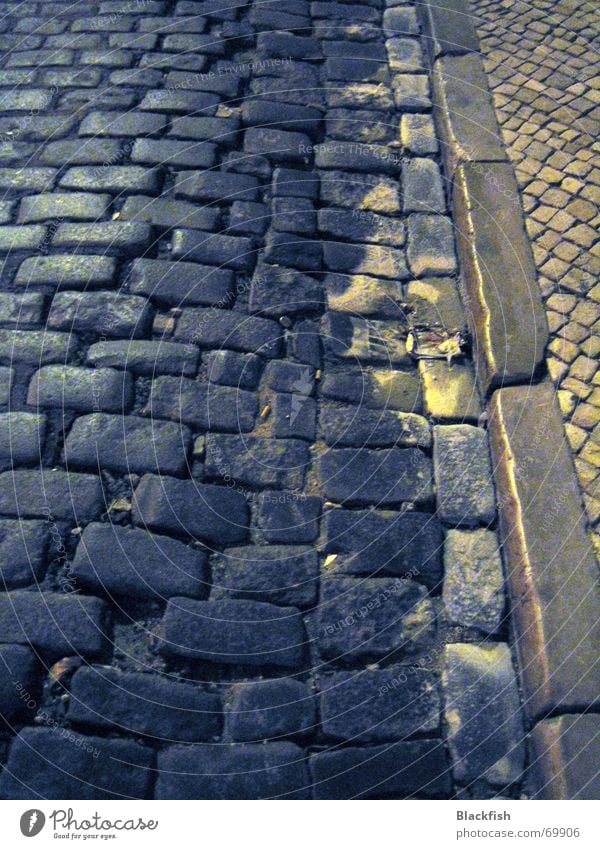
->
[28,365,133,413]
[72,522,209,601]
[15,255,116,289]
[174,308,281,358]
[132,473,249,545]
[310,740,451,799]
[320,447,433,506]
[67,666,220,741]
[432,53,506,177]
[529,714,600,800]
[0,519,49,588]
[0,727,153,799]
[205,434,309,491]
[453,162,548,391]
[0,591,111,659]
[419,0,480,60]
[158,597,308,667]
[146,376,258,432]
[488,383,600,719]
[129,258,234,307]
[156,742,310,799]
[0,469,103,522]
[433,424,496,526]
[0,644,38,720]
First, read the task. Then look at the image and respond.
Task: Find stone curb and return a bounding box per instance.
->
[420,0,600,799]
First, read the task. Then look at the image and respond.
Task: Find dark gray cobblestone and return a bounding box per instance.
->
[0,0,525,800]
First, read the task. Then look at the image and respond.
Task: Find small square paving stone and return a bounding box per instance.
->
[419,359,482,422]
[0,412,45,469]
[433,425,496,526]
[403,159,446,213]
[227,678,316,742]
[401,113,439,154]
[443,528,505,634]
[318,577,436,661]
[407,214,457,276]
[386,38,425,72]
[0,518,49,588]
[255,491,321,544]
[204,350,262,390]
[443,643,525,786]
[392,73,431,111]
[320,666,440,742]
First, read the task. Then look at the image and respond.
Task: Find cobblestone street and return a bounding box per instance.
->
[471,0,600,555]
[0,0,596,802]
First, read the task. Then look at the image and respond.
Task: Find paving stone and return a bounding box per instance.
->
[0,225,46,253]
[175,309,281,358]
[132,473,249,545]
[15,255,116,289]
[0,367,13,405]
[320,446,433,507]
[255,491,321,544]
[273,393,317,441]
[18,193,111,224]
[244,127,312,164]
[87,340,198,377]
[324,273,403,318]
[320,404,430,448]
[406,277,465,330]
[147,376,258,432]
[323,241,408,279]
[319,170,400,214]
[68,666,220,741]
[0,519,49,588]
[530,714,600,800]
[312,739,451,798]
[433,425,496,526]
[52,222,153,256]
[59,166,161,195]
[72,523,208,602]
[271,198,315,235]
[172,229,255,271]
[320,666,440,742]
[242,100,321,137]
[169,115,240,144]
[0,330,69,367]
[0,469,103,523]
[420,0,480,59]
[156,742,309,799]
[257,31,321,60]
[453,163,548,391]
[129,258,234,307]
[205,350,262,390]
[0,292,44,326]
[0,644,38,720]
[205,434,309,491]
[0,591,110,659]
[0,412,43,469]
[64,413,192,476]
[212,545,319,607]
[228,201,269,236]
[48,292,153,339]
[322,508,443,589]
[443,529,505,633]
[419,359,482,422]
[40,139,123,167]
[321,367,422,412]
[79,110,167,138]
[432,54,506,176]
[325,108,395,145]
[273,167,320,200]
[228,678,315,742]
[401,113,439,154]
[122,195,219,233]
[315,140,400,174]
[407,214,457,276]
[319,208,406,247]
[0,727,153,800]
[250,264,323,317]
[159,597,307,667]
[263,361,315,395]
[392,73,432,111]
[403,159,446,213]
[383,5,419,38]
[131,138,216,169]
[318,577,436,661]
[263,231,321,272]
[386,38,425,72]
[28,365,133,413]
[140,89,220,116]
[443,643,525,786]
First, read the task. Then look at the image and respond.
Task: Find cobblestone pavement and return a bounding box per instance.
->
[0,0,527,799]
[470,0,600,557]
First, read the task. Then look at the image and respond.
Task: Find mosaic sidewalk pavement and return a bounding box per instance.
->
[471,0,600,557]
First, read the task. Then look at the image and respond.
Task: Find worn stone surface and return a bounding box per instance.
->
[443,643,525,787]
[443,529,505,633]
[433,425,496,526]
[530,714,600,800]
[227,678,316,742]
